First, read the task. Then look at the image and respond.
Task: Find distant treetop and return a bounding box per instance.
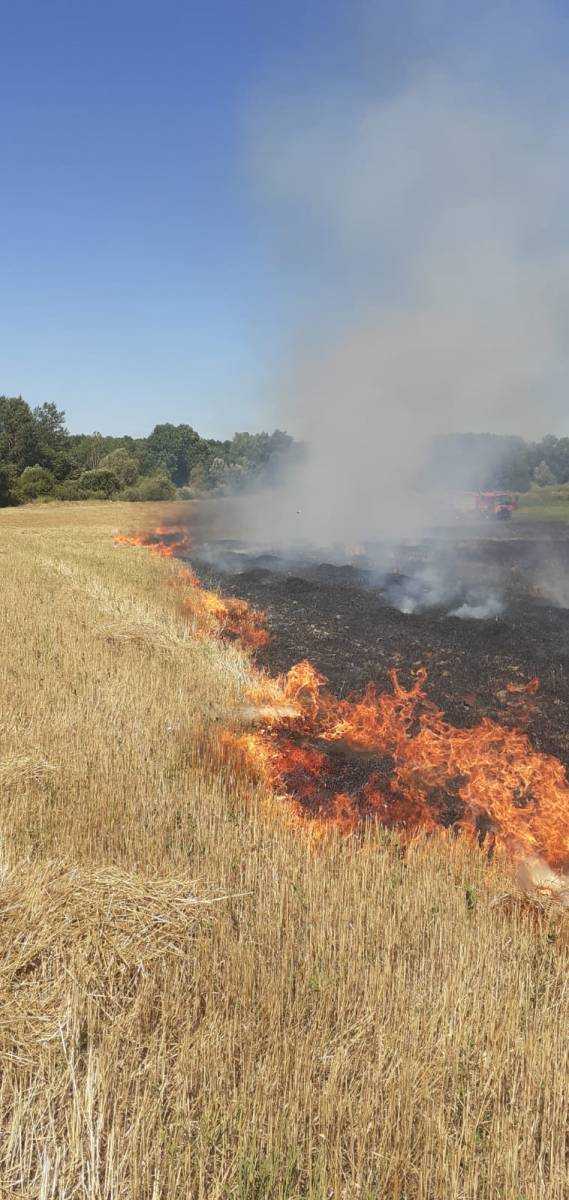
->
[0,395,298,505]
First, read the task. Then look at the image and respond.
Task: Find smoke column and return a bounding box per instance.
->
[244,2,569,550]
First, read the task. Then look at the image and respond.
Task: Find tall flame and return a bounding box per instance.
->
[237,662,569,876]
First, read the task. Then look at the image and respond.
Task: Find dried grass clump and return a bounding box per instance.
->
[0,862,213,1196]
[0,754,55,786]
[99,617,190,656]
[0,861,208,1050]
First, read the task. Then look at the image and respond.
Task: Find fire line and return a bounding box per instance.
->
[115,525,569,897]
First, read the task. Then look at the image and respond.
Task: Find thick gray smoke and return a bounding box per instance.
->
[245,3,569,558]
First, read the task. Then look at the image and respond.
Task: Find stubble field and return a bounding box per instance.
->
[0,501,567,1200]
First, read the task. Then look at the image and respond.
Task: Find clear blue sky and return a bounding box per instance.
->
[2,0,359,436]
[2,2,569,437]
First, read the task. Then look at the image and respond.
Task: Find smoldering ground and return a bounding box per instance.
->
[185,511,569,774]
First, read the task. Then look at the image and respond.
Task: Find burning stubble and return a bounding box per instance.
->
[116,521,569,904]
[6,502,569,1196]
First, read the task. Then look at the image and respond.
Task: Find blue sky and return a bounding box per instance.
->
[2,0,365,436]
[2,2,569,437]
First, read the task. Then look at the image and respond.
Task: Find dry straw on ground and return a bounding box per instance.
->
[0,500,567,1199]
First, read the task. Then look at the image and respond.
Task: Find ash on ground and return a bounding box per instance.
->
[189,519,569,769]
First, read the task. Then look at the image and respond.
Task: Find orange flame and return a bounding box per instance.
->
[506,677,540,694]
[116,524,569,885]
[114,526,269,649]
[180,585,269,649]
[114,526,193,558]
[237,662,569,872]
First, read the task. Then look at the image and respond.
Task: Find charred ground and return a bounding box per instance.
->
[191,519,569,768]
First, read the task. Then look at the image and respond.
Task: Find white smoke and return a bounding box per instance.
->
[450,596,504,621]
[246,3,569,550]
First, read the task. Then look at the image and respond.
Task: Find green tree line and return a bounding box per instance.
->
[0,395,296,505]
[2,395,568,508]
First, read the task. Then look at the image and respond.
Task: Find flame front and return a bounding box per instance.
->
[115,524,569,890]
[113,526,192,557]
[239,661,569,874]
[182,584,269,649]
[114,526,269,649]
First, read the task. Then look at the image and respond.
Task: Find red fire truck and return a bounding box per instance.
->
[475,491,518,520]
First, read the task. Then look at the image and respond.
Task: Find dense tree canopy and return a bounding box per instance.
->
[1,392,569,507]
[0,396,298,504]
[142,423,203,485]
[0,396,40,474]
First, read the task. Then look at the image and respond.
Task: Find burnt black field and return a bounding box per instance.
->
[188,519,569,768]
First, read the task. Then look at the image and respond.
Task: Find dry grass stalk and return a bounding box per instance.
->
[0,500,567,1199]
[0,755,55,786]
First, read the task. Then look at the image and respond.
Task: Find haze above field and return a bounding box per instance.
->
[4,1,569,442]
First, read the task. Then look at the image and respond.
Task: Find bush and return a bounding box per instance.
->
[51,473,175,503]
[77,469,119,498]
[187,462,211,494]
[16,464,56,500]
[117,485,142,502]
[525,483,569,505]
[533,460,557,487]
[49,449,77,481]
[53,480,88,501]
[0,463,19,507]
[99,449,139,487]
[135,473,176,501]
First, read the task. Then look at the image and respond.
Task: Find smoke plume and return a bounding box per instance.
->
[246,3,569,552]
